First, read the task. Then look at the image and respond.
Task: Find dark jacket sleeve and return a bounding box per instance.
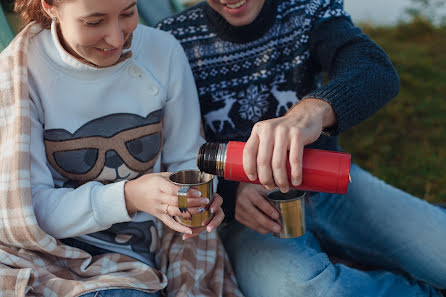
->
[304,17,400,135]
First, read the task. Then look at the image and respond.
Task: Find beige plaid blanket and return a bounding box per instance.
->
[0,23,243,297]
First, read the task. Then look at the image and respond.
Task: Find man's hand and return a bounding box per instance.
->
[234,183,281,234]
[243,98,336,193]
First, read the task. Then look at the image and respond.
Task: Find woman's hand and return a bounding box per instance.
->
[243,98,336,193]
[182,193,225,240]
[124,172,211,235]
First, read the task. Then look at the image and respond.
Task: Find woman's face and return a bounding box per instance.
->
[47,0,138,67]
[205,0,265,27]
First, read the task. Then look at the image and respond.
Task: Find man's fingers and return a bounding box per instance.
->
[289,136,304,186]
[254,194,280,221]
[236,202,281,234]
[271,129,290,193]
[235,183,280,233]
[236,213,271,234]
[252,207,281,233]
[243,133,260,181]
[256,133,275,189]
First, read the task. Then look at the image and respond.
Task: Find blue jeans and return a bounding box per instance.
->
[219,164,446,297]
[80,289,160,297]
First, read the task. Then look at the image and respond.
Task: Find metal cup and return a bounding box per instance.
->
[169,169,214,228]
[266,189,306,238]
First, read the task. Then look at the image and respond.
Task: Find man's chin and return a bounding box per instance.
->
[224,16,255,27]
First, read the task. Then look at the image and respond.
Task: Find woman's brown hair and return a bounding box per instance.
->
[14,0,60,30]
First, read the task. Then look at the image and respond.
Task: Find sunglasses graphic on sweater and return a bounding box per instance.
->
[44,111,163,183]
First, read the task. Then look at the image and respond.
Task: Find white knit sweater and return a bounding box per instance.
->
[28,22,204,265]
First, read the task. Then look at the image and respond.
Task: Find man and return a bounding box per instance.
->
[157,0,446,296]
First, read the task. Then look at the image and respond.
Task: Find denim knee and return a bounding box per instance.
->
[221,226,332,297]
[221,223,442,297]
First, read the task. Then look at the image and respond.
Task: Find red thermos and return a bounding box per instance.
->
[196,141,351,194]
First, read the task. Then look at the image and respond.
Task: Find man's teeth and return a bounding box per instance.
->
[101,48,114,52]
[226,0,246,9]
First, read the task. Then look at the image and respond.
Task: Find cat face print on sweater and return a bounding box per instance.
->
[88,219,160,259]
[44,110,163,185]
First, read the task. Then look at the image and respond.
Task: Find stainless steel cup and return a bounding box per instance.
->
[266,189,306,238]
[169,169,214,228]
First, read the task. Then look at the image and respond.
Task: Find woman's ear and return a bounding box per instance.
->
[41,0,55,19]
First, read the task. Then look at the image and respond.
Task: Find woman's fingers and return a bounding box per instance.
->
[182,206,208,216]
[204,207,224,233]
[186,197,211,208]
[208,193,223,213]
[161,179,203,198]
[163,204,192,219]
[161,191,208,212]
[161,215,194,235]
[182,226,206,240]
[182,208,225,240]
[174,193,222,217]
[181,194,224,240]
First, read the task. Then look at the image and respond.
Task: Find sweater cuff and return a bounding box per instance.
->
[91,180,133,227]
[216,177,239,223]
[303,79,356,135]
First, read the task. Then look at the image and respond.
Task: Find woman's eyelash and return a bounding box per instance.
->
[122,11,135,17]
[83,11,134,26]
[84,20,102,26]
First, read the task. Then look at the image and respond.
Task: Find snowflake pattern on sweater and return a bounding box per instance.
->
[158,0,400,221]
[158,0,348,143]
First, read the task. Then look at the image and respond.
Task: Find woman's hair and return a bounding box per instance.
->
[14,0,60,29]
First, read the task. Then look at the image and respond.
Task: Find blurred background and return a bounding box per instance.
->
[346,0,446,25]
[1,0,444,203]
[340,0,446,204]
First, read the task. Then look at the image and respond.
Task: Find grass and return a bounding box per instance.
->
[339,18,446,203]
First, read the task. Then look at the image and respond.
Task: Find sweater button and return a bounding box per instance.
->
[129,65,143,78]
[149,85,159,95]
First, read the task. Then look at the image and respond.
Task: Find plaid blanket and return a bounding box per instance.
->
[0,22,243,297]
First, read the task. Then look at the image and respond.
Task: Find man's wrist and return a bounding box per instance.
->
[292,97,336,129]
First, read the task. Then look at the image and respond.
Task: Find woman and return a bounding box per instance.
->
[0,0,242,296]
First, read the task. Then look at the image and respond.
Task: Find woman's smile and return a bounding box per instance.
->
[95,46,119,56]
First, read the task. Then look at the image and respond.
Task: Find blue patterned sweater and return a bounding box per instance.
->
[157,0,400,221]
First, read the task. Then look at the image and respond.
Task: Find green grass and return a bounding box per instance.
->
[339,19,446,203]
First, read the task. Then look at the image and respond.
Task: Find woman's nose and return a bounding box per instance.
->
[104,22,125,48]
